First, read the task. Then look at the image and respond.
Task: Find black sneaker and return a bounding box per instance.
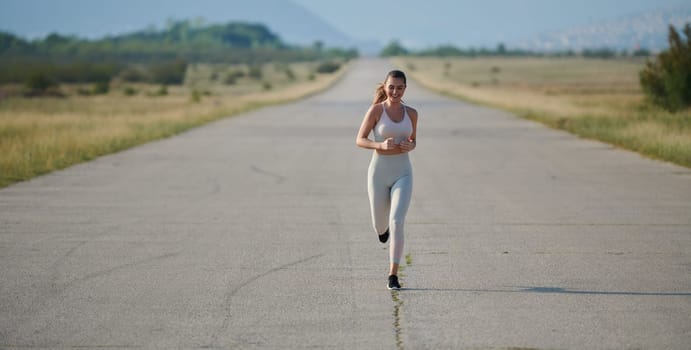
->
[378,228,390,243]
[387,275,401,290]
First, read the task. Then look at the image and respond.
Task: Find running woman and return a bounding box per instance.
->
[356,70,418,290]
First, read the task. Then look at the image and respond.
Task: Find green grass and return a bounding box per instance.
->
[517,106,691,168]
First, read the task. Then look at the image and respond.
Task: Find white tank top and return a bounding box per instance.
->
[373,103,413,144]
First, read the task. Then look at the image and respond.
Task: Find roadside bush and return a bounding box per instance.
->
[224,75,237,85]
[76,79,109,95]
[284,67,295,81]
[149,59,188,85]
[315,61,340,74]
[92,80,109,95]
[148,85,168,97]
[248,64,263,80]
[640,23,691,112]
[123,87,138,96]
[157,85,168,96]
[224,70,244,85]
[24,72,57,94]
[24,71,60,96]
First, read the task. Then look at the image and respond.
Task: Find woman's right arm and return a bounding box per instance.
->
[356,104,382,150]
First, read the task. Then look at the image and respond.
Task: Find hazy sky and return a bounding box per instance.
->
[0,0,687,49]
[294,0,688,48]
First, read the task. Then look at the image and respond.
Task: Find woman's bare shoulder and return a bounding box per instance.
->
[365,103,384,119]
[368,103,384,113]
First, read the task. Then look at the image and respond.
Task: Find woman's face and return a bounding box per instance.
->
[385,77,406,102]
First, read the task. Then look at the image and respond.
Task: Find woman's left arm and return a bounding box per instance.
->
[400,108,418,153]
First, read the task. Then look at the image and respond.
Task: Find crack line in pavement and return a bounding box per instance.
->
[208,253,324,347]
[60,251,182,290]
[391,291,404,350]
[6,249,181,341]
[250,165,286,184]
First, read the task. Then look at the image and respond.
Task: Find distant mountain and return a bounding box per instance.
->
[235,0,355,48]
[515,5,691,52]
[0,0,356,49]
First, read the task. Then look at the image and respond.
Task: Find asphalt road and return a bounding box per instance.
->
[1,58,690,349]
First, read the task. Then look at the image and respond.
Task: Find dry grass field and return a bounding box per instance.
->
[394,57,691,168]
[0,61,348,188]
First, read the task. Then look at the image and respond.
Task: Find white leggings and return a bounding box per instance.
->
[367,152,413,265]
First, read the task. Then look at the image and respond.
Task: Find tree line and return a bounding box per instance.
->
[0,19,358,91]
[379,40,652,58]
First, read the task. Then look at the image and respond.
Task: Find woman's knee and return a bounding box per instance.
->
[389,217,405,232]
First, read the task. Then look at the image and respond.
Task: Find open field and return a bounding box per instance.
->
[0,61,348,188]
[394,57,691,168]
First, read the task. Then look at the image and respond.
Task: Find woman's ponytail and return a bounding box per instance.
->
[373,83,387,104]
